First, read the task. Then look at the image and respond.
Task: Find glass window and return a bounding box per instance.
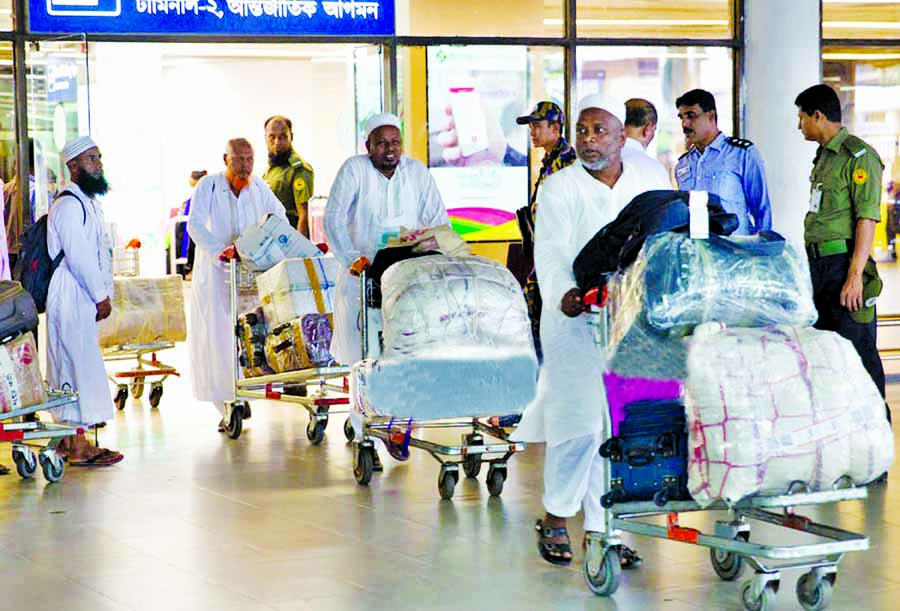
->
[575,0,733,39]
[0,0,10,32]
[575,46,734,181]
[395,0,564,37]
[823,1,900,40]
[399,44,564,242]
[822,46,900,263]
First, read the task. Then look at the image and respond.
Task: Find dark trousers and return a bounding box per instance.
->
[810,253,888,418]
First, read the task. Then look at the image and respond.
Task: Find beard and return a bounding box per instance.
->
[268,149,291,167]
[226,168,251,192]
[581,159,609,171]
[75,172,109,197]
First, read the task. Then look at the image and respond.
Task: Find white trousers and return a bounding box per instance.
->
[543,430,608,533]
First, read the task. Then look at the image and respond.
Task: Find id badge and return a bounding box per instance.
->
[809,184,822,213]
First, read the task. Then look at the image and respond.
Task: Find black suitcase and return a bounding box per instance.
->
[0,280,38,344]
[600,400,690,508]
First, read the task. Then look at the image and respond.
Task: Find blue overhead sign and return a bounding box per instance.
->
[29,0,395,36]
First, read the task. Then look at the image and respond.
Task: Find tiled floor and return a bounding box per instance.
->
[1,340,898,611]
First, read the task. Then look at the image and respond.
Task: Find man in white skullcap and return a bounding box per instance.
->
[188,137,286,432]
[47,136,123,466]
[513,95,669,568]
[325,113,448,468]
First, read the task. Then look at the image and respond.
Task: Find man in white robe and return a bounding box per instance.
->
[325,113,448,366]
[47,136,122,466]
[513,97,670,567]
[188,138,286,431]
[622,98,672,188]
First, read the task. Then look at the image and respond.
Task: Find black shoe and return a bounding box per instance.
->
[372,451,383,472]
[620,545,642,569]
[871,472,889,485]
[217,419,225,433]
[0,464,9,476]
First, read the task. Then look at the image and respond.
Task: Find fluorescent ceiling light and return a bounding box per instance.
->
[823,21,900,29]
[824,53,900,60]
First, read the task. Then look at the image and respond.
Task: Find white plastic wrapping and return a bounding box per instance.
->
[0,333,45,412]
[98,275,187,348]
[354,255,538,420]
[685,324,894,507]
[235,213,323,271]
[256,257,339,328]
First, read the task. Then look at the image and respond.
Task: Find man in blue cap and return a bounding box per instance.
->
[515,101,576,360]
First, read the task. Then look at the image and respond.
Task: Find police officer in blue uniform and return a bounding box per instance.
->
[674,89,772,235]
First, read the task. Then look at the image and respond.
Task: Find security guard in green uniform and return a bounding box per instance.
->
[796,84,887,410]
[263,115,315,237]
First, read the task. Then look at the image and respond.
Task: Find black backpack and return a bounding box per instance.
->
[14,190,86,313]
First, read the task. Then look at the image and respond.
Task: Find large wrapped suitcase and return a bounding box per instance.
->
[599,400,690,507]
[98,275,186,348]
[257,257,338,328]
[686,324,895,506]
[237,307,273,378]
[0,332,46,413]
[264,314,335,373]
[0,281,38,343]
[235,214,322,271]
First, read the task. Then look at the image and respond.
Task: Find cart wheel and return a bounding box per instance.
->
[741,581,777,611]
[148,384,163,408]
[130,377,145,399]
[343,417,355,442]
[796,572,833,611]
[13,448,37,479]
[486,464,506,497]
[306,417,326,445]
[710,532,749,581]
[354,447,374,485]
[462,433,483,478]
[438,467,458,500]
[39,453,65,483]
[114,386,128,410]
[225,408,243,439]
[584,543,621,597]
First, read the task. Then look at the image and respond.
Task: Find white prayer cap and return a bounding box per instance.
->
[61,136,99,164]
[364,112,401,140]
[576,94,625,125]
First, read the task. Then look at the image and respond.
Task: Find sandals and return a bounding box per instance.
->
[535,519,573,566]
[69,449,124,467]
[619,545,643,569]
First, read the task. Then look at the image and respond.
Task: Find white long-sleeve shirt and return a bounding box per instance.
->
[622,137,671,189]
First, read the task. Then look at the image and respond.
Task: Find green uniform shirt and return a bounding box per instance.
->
[263,150,315,223]
[805,127,883,245]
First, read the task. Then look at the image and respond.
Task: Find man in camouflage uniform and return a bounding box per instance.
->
[796,84,887,415]
[515,102,577,360]
[263,115,315,237]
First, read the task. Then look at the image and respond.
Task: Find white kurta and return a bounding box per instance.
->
[47,183,114,426]
[324,155,448,365]
[513,160,670,447]
[622,138,672,189]
[188,174,286,406]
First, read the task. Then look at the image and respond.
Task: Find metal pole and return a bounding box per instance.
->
[732,0,745,138]
[12,0,30,229]
[383,40,398,114]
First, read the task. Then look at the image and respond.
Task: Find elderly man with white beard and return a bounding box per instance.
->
[513,96,670,568]
[188,137,287,432]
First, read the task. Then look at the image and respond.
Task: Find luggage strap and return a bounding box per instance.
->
[303,258,327,314]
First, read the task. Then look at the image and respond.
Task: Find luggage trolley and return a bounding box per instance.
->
[103,244,181,409]
[582,306,871,611]
[350,269,527,500]
[224,261,352,442]
[1,389,83,483]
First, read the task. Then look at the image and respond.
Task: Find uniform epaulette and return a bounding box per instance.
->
[678,150,690,161]
[842,134,869,159]
[290,157,304,169]
[725,136,753,149]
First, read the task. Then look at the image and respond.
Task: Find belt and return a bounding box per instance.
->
[806,238,851,259]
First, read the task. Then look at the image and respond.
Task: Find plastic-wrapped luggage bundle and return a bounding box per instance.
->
[98,275,186,348]
[256,257,338,328]
[639,232,816,331]
[358,255,538,419]
[264,314,335,373]
[685,323,894,507]
[235,214,323,271]
[0,333,46,412]
[237,307,273,377]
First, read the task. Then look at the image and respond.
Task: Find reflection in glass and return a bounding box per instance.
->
[575,46,733,181]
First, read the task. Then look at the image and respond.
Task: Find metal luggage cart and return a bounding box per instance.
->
[1,389,83,483]
[582,307,871,611]
[223,261,351,442]
[112,246,140,277]
[350,269,527,500]
[104,343,179,410]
